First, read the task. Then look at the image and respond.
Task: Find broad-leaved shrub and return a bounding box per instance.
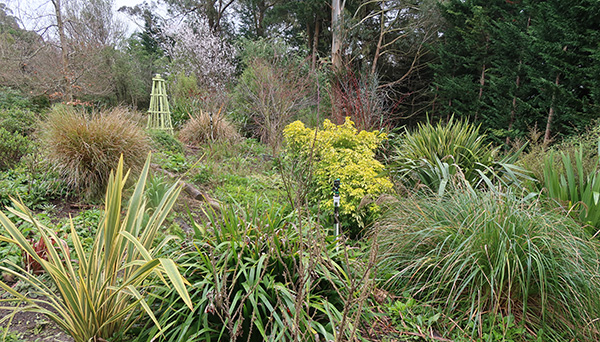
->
[0,108,39,136]
[283,117,393,234]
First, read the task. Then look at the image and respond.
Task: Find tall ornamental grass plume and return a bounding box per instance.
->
[41,105,149,198]
[178,109,240,146]
[375,191,600,341]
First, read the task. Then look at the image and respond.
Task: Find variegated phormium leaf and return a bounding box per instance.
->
[0,153,192,342]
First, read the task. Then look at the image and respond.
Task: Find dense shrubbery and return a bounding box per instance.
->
[0,128,31,170]
[0,108,39,136]
[0,90,41,171]
[0,88,36,111]
[376,190,600,341]
[284,117,393,235]
[40,105,150,198]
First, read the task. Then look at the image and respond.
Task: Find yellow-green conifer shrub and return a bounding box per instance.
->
[283,117,393,234]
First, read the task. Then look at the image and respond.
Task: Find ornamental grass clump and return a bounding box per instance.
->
[41,105,149,198]
[178,109,240,146]
[0,155,192,342]
[133,202,371,342]
[376,191,600,341]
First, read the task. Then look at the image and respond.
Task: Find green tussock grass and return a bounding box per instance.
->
[375,191,600,341]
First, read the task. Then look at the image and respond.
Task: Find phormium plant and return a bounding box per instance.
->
[0,154,192,342]
[392,117,530,195]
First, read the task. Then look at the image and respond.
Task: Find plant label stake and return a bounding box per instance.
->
[333,178,341,238]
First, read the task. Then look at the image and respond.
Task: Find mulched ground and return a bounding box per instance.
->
[0,281,74,342]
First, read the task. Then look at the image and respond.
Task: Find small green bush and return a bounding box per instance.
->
[376,191,600,341]
[0,87,33,110]
[0,128,31,170]
[283,117,393,235]
[40,105,150,198]
[0,108,39,136]
[148,129,184,153]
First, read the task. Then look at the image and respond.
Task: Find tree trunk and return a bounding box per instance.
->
[474,63,485,122]
[544,73,561,145]
[331,0,343,70]
[51,0,71,101]
[371,5,384,76]
[312,19,320,71]
[506,72,520,145]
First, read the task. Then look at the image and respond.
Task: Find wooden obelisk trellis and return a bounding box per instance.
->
[147,74,173,135]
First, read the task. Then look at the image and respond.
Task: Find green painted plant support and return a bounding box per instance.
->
[147,74,174,135]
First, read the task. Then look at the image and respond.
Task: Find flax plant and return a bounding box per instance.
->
[393,117,529,194]
[543,144,600,230]
[0,154,192,342]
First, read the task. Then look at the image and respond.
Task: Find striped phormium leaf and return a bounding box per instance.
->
[0,154,192,342]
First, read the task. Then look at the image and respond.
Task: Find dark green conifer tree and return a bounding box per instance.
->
[432,0,600,144]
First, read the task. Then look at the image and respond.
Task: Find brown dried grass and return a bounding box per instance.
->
[41,105,150,198]
[178,110,240,146]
